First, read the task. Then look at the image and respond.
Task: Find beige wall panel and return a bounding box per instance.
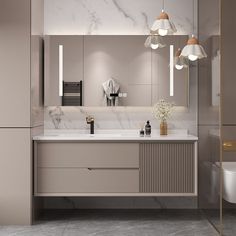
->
[221,0,236,124]
[0,128,32,225]
[0,0,31,127]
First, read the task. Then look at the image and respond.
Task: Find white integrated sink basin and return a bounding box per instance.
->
[56,133,126,138]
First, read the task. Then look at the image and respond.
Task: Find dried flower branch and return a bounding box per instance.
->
[153,99,174,122]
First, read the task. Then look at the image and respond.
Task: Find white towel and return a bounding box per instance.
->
[102,78,120,106]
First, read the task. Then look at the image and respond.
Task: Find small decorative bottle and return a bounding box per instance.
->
[139,122,145,137]
[145,121,151,136]
[139,129,145,137]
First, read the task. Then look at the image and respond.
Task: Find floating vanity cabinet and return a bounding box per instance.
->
[34,140,197,197]
[34,142,139,195]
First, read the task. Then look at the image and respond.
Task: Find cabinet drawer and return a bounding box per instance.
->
[37,168,139,193]
[37,142,139,168]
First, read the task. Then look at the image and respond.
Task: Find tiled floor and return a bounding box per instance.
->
[222,209,236,236]
[0,210,219,236]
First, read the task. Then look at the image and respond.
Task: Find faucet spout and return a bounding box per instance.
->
[86,116,95,134]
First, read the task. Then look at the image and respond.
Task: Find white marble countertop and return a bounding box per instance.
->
[33,129,198,141]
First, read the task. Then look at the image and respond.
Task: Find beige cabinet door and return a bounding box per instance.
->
[0,128,32,225]
[35,142,139,195]
[140,142,196,194]
[37,168,139,194]
[0,0,31,127]
[37,142,139,168]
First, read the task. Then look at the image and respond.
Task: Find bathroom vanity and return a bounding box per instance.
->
[33,131,198,197]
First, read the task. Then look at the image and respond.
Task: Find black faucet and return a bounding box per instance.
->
[86,116,95,134]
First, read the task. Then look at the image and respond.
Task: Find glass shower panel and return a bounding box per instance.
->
[221,0,236,235]
[198,0,221,234]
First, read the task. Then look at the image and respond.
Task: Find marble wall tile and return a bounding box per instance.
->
[44,0,196,35]
[44,105,197,134]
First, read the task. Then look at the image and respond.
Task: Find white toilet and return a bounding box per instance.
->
[219,162,236,204]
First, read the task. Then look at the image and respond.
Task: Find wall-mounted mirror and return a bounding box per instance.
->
[44,35,189,107]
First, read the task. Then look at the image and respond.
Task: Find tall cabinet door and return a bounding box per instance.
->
[0,0,44,225]
[0,128,32,225]
[0,0,31,127]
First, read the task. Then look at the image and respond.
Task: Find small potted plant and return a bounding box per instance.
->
[153,99,174,135]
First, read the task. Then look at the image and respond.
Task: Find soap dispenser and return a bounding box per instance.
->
[145,120,151,136]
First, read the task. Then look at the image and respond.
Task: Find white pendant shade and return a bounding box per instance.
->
[144,32,166,49]
[180,36,207,61]
[151,11,177,36]
[175,48,188,70]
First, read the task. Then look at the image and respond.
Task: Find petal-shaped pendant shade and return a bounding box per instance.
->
[144,32,166,49]
[174,48,189,70]
[180,35,207,61]
[151,10,177,36]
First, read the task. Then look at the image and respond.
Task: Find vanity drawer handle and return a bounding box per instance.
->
[223,141,236,151]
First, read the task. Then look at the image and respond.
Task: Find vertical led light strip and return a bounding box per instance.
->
[170,45,174,97]
[59,45,63,97]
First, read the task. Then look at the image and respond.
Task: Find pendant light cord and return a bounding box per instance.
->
[162,0,165,11]
[192,0,195,36]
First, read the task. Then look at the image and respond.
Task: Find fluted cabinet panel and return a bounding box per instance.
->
[140,143,195,194]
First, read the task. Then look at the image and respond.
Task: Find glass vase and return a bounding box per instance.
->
[160,121,168,135]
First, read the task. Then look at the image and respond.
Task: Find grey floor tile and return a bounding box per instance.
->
[0,210,219,236]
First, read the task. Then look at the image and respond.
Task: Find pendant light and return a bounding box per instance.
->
[175,48,188,70]
[151,0,177,36]
[180,0,207,61]
[174,38,188,70]
[144,31,166,49]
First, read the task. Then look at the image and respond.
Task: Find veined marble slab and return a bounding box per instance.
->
[44,0,197,35]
